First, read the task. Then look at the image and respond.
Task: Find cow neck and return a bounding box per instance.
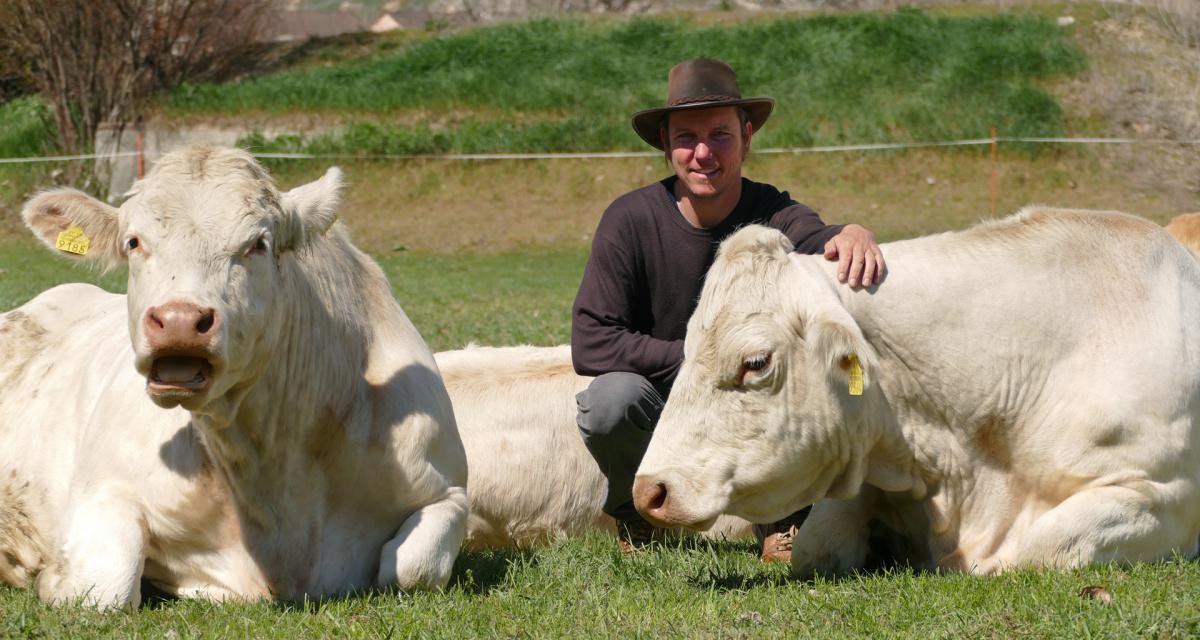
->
[827,234,1038,520]
[792,253,926,501]
[195,229,381,527]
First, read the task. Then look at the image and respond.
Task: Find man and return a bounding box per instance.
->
[571,58,886,561]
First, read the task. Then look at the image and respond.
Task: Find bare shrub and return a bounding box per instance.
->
[0,0,274,164]
[1079,3,1200,199]
[1142,0,1200,48]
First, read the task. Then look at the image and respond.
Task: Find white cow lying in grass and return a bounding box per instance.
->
[0,146,468,608]
[436,344,750,549]
[633,207,1200,576]
[1165,212,1200,252]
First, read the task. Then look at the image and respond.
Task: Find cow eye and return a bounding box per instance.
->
[739,352,772,386]
[744,352,771,372]
[125,236,140,252]
[246,234,269,256]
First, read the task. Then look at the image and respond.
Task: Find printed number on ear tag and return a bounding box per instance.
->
[55,226,90,256]
[848,353,863,396]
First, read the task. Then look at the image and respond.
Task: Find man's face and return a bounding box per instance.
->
[665,106,752,202]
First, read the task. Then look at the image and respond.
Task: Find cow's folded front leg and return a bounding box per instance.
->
[1009,481,1199,571]
[789,495,873,579]
[376,487,469,591]
[36,491,146,609]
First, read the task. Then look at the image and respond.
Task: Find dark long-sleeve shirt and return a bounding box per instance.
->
[571,175,843,387]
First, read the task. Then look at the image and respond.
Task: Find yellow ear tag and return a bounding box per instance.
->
[55,226,90,256]
[847,353,864,396]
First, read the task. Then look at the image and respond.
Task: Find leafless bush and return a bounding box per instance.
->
[0,39,32,103]
[0,0,274,162]
[1084,3,1200,199]
[1143,0,1200,48]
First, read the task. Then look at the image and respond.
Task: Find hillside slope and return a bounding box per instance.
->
[164,9,1085,153]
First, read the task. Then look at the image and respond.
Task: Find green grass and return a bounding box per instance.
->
[162,9,1085,154]
[0,242,127,311]
[385,245,584,350]
[0,535,1195,637]
[0,240,581,352]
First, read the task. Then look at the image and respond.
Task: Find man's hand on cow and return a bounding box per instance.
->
[824,224,886,288]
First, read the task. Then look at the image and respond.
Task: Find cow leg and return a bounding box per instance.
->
[1010,483,1200,571]
[36,492,146,609]
[789,495,873,579]
[376,487,469,591]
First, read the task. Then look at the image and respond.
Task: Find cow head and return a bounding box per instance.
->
[632,225,877,529]
[22,146,342,412]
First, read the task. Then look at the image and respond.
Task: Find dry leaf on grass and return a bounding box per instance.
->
[1079,585,1114,604]
[738,611,763,624]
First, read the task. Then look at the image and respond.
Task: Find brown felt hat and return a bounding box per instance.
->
[631,58,774,150]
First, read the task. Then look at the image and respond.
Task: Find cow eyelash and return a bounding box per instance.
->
[743,353,771,372]
[738,352,772,385]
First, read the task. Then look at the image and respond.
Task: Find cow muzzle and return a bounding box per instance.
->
[142,301,219,401]
[633,475,714,530]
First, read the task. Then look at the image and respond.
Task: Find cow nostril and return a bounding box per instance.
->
[196,310,215,334]
[633,477,674,524]
[146,308,164,331]
[647,482,668,512]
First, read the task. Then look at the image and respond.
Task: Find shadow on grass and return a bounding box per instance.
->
[139,580,180,610]
[136,547,541,612]
[688,567,790,592]
[451,548,541,595]
[686,532,932,593]
[688,561,934,593]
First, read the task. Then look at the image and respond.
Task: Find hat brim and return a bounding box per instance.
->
[631,97,774,150]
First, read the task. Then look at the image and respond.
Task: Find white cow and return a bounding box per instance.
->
[633,207,1200,576]
[435,344,751,549]
[1165,212,1200,252]
[0,146,468,608]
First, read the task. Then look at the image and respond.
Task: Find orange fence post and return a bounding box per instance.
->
[136,131,144,179]
[989,127,998,218]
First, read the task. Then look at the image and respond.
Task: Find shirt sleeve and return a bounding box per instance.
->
[767,189,845,254]
[571,209,685,384]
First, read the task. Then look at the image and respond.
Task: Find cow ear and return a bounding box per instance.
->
[280,167,342,250]
[22,189,124,270]
[807,314,877,395]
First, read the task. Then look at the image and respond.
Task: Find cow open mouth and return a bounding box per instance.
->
[149,356,213,393]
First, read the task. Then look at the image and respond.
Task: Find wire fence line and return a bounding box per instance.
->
[1,136,1198,165]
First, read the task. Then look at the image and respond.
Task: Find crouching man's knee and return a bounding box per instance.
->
[576,372,664,445]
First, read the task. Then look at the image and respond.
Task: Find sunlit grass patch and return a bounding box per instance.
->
[163,10,1085,154]
[0,535,1195,637]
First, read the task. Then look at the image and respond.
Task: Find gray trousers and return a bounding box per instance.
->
[575,372,667,523]
[576,371,811,537]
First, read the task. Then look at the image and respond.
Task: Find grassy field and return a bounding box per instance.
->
[0,536,1196,638]
[0,239,582,352]
[170,9,1084,154]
